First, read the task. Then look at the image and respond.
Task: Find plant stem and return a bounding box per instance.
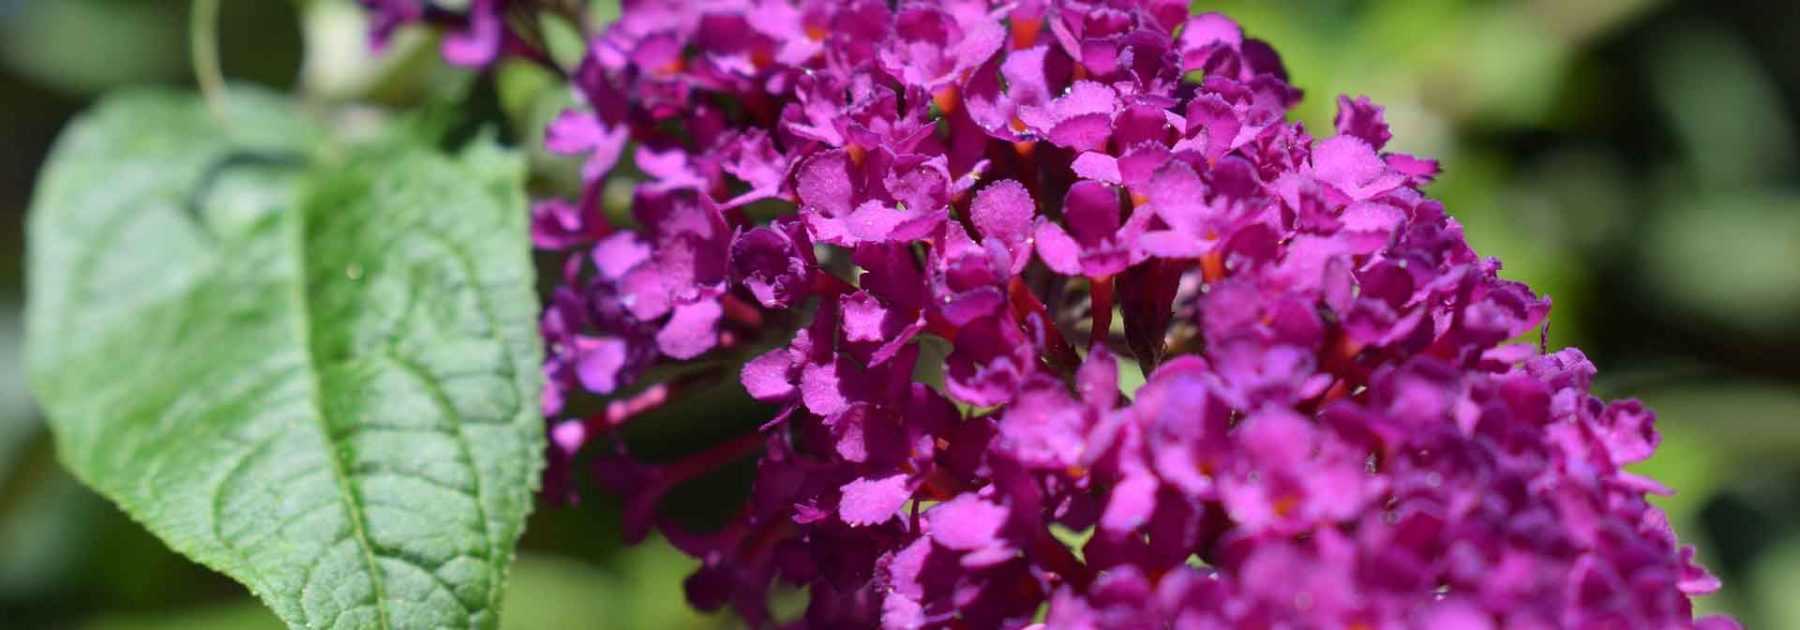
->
[192,0,229,125]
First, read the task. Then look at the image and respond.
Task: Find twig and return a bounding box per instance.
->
[192,0,230,126]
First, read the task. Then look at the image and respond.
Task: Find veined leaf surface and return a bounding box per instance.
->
[26,90,545,629]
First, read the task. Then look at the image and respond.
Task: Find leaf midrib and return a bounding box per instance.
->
[285,174,394,630]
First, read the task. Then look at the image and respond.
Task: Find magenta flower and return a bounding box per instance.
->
[372,2,1737,628]
[359,0,423,51]
[358,0,527,67]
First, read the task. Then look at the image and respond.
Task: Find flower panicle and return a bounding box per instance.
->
[368,2,1736,628]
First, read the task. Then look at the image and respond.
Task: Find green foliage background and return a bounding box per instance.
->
[0,0,1796,627]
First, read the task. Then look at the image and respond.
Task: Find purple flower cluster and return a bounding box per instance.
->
[368,1,1736,628]
[361,0,550,67]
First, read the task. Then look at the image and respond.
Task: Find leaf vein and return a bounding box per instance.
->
[288,186,394,630]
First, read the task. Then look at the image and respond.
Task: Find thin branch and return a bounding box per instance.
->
[192,0,230,126]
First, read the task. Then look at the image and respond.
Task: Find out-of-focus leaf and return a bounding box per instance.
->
[1746,538,1800,629]
[1456,5,1569,124]
[301,0,393,98]
[1634,383,1800,473]
[302,0,441,102]
[0,0,187,95]
[594,0,623,24]
[496,554,617,630]
[494,60,578,189]
[85,601,284,630]
[27,89,544,629]
[1648,25,1796,190]
[615,540,723,629]
[501,547,717,630]
[1643,194,1800,333]
[83,546,719,630]
[1629,381,1800,571]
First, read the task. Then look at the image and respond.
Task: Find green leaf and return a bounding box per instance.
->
[25,89,545,629]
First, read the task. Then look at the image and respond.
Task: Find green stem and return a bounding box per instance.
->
[192,0,228,125]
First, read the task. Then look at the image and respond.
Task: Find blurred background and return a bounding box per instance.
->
[0,0,1796,627]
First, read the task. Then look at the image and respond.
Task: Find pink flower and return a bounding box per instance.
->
[367,2,1734,628]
